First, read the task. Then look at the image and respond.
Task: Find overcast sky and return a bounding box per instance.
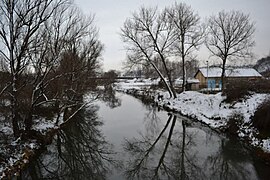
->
[74,0,270,71]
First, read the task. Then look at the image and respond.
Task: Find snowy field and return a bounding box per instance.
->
[115,79,270,153]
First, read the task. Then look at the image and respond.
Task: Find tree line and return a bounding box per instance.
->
[0,1,256,138]
[121,2,255,97]
[0,0,103,137]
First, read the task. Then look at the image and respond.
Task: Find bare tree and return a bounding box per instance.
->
[124,114,176,179]
[0,0,103,137]
[121,7,177,98]
[205,10,255,91]
[166,2,204,92]
[0,0,69,137]
[25,6,103,132]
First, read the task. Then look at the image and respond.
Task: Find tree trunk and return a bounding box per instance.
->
[182,58,186,92]
[11,77,20,137]
[159,55,177,98]
[11,111,20,138]
[181,34,186,92]
[150,61,174,98]
[25,112,33,132]
[9,0,20,137]
[221,60,226,92]
[167,71,177,98]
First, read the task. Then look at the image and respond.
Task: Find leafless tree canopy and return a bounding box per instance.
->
[0,0,103,137]
[166,2,204,91]
[205,10,255,90]
[206,10,255,59]
[121,4,204,95]
[121,6,177,98]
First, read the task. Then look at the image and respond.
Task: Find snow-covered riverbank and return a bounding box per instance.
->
[0,116,59,178]
[115,80,270,154]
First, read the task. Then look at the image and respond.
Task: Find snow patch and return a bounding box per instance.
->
[116,80,270,153]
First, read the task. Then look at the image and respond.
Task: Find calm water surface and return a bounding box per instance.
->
[23,92,269,180]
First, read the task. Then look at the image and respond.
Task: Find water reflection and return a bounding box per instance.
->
[100,85,121,109]
[23,106,117,180]
[21,92,265,180]
[123,109,259,180]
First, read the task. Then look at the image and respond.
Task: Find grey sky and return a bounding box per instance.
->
[74,0,270,71]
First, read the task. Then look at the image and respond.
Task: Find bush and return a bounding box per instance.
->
[224,79,270,103]
[252,98,270,137]
[227,111,244,135]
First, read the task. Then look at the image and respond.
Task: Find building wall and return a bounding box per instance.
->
[194,71,220,88]
[195,70,262,90]
[191,83,199,90]
[194,71,206,86]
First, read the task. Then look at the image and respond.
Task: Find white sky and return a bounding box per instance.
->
[74,0,270,71]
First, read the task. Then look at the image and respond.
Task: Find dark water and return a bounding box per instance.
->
[23,92,270,180]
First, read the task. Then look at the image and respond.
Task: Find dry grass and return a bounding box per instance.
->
[224,79,270,103]
[252,98,270,137]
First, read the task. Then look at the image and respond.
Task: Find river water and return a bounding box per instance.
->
[23,92,269,180]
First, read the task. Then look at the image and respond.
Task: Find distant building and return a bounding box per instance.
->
[174,78,200,91]
[194,67,262,90]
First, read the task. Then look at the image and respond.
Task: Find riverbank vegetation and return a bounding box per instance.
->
[0,0,105,177]
[115,79,270,157]
[0,0,269,178]
[224,79,270,103]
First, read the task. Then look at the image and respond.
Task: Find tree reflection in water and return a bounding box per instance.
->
[21,91,260,180]
[100,84,121,109]
[124,109,259,180]
[23,105,118,180]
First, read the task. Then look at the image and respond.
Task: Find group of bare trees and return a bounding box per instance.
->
[121,2,255,94]
[0,1,256,137]
[0,0,103,137]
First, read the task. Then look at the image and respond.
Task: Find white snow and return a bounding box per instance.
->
[116,79,270,153]
[115,79,156,91]
[160,91,270,153]
[115,77,199,91]
[158,91,230,127]
[174,78,200,85]
[199,67,262,78]
[33,118,57,133]
[0,126,13,135]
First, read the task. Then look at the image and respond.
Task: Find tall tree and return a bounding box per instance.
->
[0,0,103,137]
[24,7,103,132]
[121,7,177,98]
[0,0,68,137]
[166,2,204,92]
[205,10,255,91]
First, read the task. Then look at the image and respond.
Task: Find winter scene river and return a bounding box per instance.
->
[20,92,269,180]
[1,0,270,179]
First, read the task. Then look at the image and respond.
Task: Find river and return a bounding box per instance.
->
[22,92,269,180]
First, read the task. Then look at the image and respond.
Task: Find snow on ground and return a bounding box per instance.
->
[159,91,269,128]
[159,91,230,128]
[0,115,59,177]
[116,80,270,153]
[115,78,158,90]
[0,135,40,179]
[33,118,57,133]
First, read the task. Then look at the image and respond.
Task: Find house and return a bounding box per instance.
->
[194,67,262,90]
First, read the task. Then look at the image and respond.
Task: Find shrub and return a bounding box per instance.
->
[252,98,270,137]
[224,79,270,103]
[227,111,244,135]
